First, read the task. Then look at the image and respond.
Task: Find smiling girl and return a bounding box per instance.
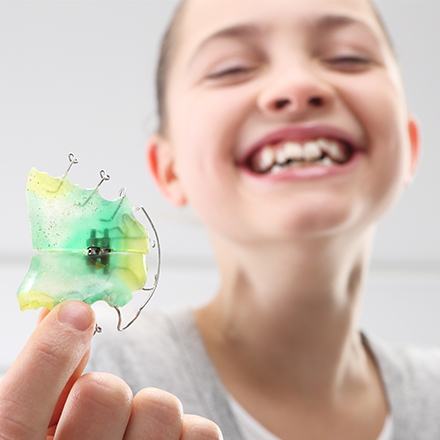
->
[1,0,438,439]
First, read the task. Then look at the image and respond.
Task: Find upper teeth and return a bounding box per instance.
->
[251,138,351,173]
[285,142,303,160]
[316,139,348,162]
[303,141,323,161]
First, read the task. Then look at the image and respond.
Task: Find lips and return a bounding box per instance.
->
[237,124,364,168]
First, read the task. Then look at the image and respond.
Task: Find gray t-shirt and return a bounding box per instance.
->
[87,308,440,439]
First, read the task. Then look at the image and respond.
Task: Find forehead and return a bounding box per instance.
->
[178,0,383,52]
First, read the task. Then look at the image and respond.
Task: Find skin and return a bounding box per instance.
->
[148,0,420,438]
[0,302,222,439]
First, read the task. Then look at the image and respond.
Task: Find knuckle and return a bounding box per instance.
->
[183,414,223,440]
[133,387,183,425]
[72,372,132,413]
[34,337,70,371]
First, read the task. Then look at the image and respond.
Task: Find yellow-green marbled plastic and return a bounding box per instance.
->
[17,168,148,310]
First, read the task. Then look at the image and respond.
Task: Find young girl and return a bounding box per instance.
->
[1,0,437,438]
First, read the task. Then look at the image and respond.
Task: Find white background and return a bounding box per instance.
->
[0,0,439,370]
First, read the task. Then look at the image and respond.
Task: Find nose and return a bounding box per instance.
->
[257,64,334,118]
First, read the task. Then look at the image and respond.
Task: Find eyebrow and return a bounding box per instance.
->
[187,24,262,67]
[188,14,381,66]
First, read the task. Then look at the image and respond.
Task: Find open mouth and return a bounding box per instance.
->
[243,138,355,175]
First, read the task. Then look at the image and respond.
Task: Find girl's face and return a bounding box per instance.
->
[149,0,420,245]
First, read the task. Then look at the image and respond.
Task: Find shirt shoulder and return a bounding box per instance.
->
[366,333,440,390]
[365,332,440,439]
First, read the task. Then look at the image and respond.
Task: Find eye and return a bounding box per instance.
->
[206,65,255,80]
[325,55,373,71]
[331,55,370,64]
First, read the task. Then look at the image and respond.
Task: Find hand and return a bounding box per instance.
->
[0,301,222,439]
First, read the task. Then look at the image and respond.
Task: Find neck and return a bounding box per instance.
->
[195,227,378,402]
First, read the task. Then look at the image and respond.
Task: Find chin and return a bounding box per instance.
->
[258,199,366,241]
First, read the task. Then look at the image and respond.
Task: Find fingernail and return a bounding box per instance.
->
[57,301,94,331]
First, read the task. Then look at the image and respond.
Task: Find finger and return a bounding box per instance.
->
[0,301,95,439]
[54,372,132,440]
[181,414,223,440]
[123,388,183,440]
[48,348,90,428]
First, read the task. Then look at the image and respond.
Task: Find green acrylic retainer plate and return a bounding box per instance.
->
[17,168,149,310]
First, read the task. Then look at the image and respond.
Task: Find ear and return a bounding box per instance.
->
[146,134,188,206]
[405,117,421,186]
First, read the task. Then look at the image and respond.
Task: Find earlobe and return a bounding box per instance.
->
[405,117,421,186]
[146,135,188,206]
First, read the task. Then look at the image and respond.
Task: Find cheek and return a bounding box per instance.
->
[167,85,254,202]
[338,72,409,174]
[170,81,255,149]
[338,74,411,217]
[169,124,239,232]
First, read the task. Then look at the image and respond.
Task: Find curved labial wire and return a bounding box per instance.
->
[112,206,161,332]
[49,153,79,193]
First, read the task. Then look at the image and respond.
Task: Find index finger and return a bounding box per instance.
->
[0,301,95,438]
